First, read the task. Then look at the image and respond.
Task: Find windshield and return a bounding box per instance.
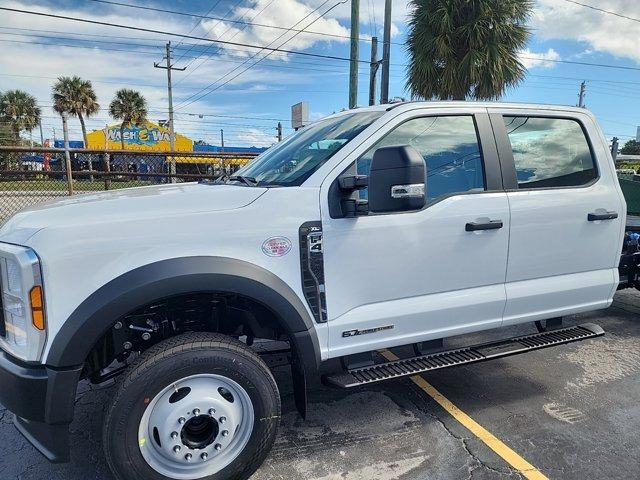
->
[233,111,383,186]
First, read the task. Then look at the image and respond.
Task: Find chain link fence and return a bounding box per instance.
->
[0,146,258,222]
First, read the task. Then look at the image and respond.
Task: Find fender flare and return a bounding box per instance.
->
[45,256,321,373]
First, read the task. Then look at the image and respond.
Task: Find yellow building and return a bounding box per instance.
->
[86,121,193,151]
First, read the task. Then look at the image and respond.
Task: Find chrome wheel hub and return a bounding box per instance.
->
[138,374,254,479]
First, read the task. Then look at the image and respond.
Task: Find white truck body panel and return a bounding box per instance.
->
[1,186,326,360]
[0,101,626,364]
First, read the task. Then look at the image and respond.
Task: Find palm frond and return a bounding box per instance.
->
[406,0,532,100]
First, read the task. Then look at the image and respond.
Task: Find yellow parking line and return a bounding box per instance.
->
[380,350,548,480]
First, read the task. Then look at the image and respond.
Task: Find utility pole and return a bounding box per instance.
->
[348,0,360,109]
[369,36,379,106]
[380,0,392,104]
[154,41,185,182]
[220,129,224,149]
[103,124,111,190]
[277,122,283,142]
[38,120,44,146]
[577,81,586,108]
[61,112,74,195]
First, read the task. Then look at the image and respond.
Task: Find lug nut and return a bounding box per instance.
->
[178,417,186,425]
[170,431,179,440]
[142,332,151,341]
[185,453,192,461]
[192,408,200,416]
[208,408,216,416]
[123,341,132,350]
[214,444,222,451]
[219,416,226,424]
[221,430,229,437]
[173,445,181,454]
[201,452,208,461]
[114,321,123,330]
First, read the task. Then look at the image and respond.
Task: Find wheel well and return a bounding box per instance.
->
[83,291,289,381]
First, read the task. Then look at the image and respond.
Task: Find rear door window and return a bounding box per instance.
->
[503,116,597,189]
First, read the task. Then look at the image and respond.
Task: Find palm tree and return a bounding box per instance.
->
[406,0,532,100]
[0,89,41,142]
[52,76,99,147]
[108,89,148,149]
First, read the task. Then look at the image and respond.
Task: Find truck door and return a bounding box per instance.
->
[320,108,510,358]
[488,109,625,326]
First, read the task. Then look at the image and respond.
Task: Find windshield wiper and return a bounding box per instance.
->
[228,175,258,186]
[214,174,259,186]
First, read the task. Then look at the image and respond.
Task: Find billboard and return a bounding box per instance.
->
[291,102,309,130]
[86,121,193,151]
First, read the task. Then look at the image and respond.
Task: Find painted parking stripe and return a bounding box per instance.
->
[380,350,548,480]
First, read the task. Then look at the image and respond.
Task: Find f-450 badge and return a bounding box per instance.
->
[342,325,394,338]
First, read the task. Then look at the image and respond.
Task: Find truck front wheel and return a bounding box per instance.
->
[103,332,281,480]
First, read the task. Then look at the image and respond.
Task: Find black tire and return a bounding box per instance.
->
[103,332,280,480]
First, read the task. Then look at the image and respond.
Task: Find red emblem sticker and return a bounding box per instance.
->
[262,237,292,257]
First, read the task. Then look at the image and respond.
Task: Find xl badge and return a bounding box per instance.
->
[262,237,292,257]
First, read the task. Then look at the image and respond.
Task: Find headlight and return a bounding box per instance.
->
[0,244,46,362]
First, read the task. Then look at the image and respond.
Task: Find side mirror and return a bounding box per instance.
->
[368,145,426,213]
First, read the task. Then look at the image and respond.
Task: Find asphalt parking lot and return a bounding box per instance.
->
[1,291,639,480]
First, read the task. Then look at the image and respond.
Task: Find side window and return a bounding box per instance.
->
[357,116,486,202]
[503,116,597,189]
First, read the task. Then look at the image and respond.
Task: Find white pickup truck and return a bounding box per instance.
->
[0,102,631,480]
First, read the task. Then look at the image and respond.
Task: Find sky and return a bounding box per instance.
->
[0,0,639,147]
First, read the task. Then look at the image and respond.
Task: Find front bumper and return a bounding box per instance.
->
[0,349,82,463]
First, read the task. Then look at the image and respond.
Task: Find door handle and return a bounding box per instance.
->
[588,211,618,221]
[465,220,503,232]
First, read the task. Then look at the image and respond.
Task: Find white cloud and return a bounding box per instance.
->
[534,0,640,63]
[0,0,336,145]
[519,48,561,69]
[198,0,350,60]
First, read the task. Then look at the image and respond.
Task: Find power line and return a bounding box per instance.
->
[0,25,169,43]
[528,73,640,87]
[519,55,640,72]
[0,38,385,78]
[176,0,347,110]
[176,0,276,85]
[0,27,386,72]
[0,31,353,70]
[177,0,337,105]
[85,0,390,45]
[0,6,373,64]
[173,0,243,67]
[0,72,351,94]
[559,0,640,24]
[172,0,224,58]
[0,31,166,50]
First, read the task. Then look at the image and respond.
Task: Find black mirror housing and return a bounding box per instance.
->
[368,145,426,213]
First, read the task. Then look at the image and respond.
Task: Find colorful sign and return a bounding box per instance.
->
[86,121,193,151]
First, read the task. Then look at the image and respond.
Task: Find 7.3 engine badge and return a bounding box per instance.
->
[342,325,394,338]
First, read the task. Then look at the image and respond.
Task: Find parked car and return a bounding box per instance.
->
[0,102,632,480]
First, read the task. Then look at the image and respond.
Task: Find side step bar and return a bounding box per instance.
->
[324,323,604,389]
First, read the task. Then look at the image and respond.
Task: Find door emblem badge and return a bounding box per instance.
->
[342,325,394,338]
[262,237,292,257]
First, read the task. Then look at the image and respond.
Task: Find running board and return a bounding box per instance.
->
[324,323,604,389]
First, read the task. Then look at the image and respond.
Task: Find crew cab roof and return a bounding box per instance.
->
[327,101,595,119]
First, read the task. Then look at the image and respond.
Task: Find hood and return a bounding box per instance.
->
[0,183,267,240]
